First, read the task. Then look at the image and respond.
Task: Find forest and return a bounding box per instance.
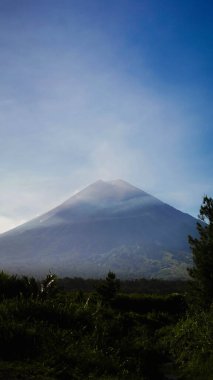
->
[0,197,212,380]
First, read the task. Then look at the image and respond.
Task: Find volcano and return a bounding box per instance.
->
[0,180,197,278]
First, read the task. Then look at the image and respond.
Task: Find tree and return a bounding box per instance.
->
[96,272,120,304]
[188,196,213,308]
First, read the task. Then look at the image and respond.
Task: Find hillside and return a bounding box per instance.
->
[0,180,197,278]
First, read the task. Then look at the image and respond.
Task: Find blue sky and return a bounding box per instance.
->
[0,0,212,232]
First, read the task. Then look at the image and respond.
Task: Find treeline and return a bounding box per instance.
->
[0,269,188,380]
[0,196,212,379]
[0,268,211,379]
[59,276,188,294]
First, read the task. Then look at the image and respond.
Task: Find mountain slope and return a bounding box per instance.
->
[0,180,197,278]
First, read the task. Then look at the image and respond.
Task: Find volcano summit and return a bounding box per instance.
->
[0,180,197,278]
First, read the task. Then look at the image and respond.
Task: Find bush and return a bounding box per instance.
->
[165,309,213,379]
[112,293,186,316]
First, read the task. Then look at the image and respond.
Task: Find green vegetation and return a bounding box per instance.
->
[0,196,212,379]
[188,196,213,308]
[0,270,182,380]
[162,196,213,380]
[59,276,188,294]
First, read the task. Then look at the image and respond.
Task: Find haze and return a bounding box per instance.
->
[0,0,212,233]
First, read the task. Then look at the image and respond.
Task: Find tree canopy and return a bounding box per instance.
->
[188,196,213,308]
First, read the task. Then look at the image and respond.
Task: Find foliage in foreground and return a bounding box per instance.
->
[0,270,182,380]
[188,196,213,308]
[161,196,213,380]
[0,265,211,379]
[0,196,212,379]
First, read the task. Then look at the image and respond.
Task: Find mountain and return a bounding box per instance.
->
[0,179,197,278]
